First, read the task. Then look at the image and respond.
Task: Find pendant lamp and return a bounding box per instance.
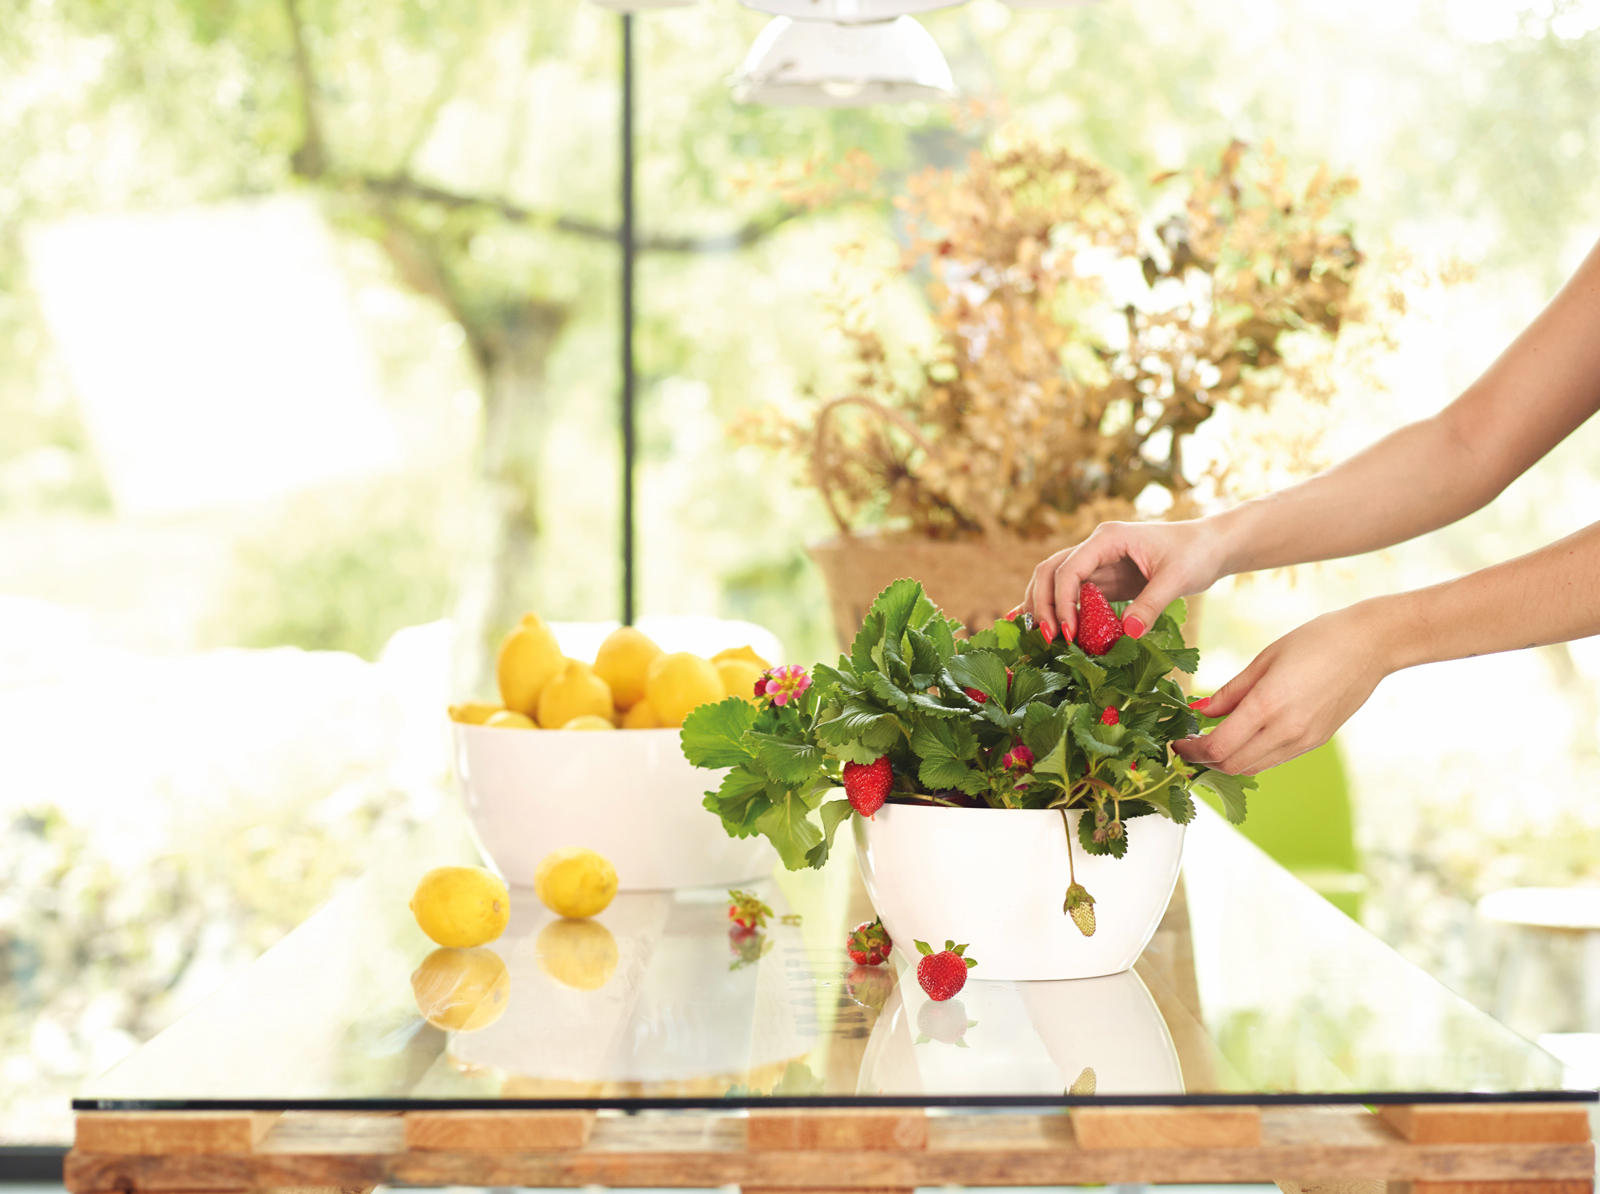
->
[733,15,956,105]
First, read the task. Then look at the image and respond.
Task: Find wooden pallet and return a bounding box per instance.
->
[66,1103,1595,1194]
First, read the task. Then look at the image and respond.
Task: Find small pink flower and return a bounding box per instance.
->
[1002,744,1035,771]
[763,664,812,707]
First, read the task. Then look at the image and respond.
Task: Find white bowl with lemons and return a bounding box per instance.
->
[450,616,778,891]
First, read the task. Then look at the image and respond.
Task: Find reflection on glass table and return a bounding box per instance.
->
[77,806,1590,1109]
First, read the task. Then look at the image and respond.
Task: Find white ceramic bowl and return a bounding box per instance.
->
[454,724,775,891]
[853,803,1185,980]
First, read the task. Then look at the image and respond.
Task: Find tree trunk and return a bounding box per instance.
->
[452,299,569,696]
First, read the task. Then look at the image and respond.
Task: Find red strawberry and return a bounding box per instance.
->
[727,888,773,931]
[1075,582,1123,656]
[1002,744,1035,771]
[962,686,988,704]
[843,756,893,818]
[915,939,977,1001]
[1100,706,1119,726]
[846,917,893,966]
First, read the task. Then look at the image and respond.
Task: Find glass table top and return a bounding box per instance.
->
[77,807,1593,1109]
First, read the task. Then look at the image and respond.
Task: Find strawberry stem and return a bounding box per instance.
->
[1060,808,1078,886]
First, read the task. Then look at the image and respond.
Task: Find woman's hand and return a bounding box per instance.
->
[1018,519,1230,644]
[1173,603,1397,775]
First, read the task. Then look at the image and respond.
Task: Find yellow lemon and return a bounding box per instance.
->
[536,659,614,729]
[484,709,536,729]
[593,626,663,711]
[448,701,502,725]
[712,644,772,670]
[536,918,618,991]
[410,866,510,948]
[715,658,767,706]
[534,847,618,919]
[644,652,725,728]
[621,700,661,729]
[411,947,510,1031]
[562,714,615,731]
[497,613,565,716]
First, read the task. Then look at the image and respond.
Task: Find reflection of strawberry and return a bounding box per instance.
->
[843,757,893,818]
[1067,1066,1097,1096]
[916,997,975,1046]
[727,889,773,930]
[728,924,771,970]
[846,917,893,965]
[845,963,894,1012]
[1075,582,1123,656]
[915,940,977,1001]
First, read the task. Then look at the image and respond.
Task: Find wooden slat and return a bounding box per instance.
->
[747,1110,927,1151]
[1409,1183,1594,1194]
[75,1113,280,1156]
[1071,1106,1261,1148]
[1277,1180,1388,1194]
[402,1110,595,1151]
[1378,1105,1591,1145]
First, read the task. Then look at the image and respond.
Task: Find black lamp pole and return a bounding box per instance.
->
[619,12,638,627]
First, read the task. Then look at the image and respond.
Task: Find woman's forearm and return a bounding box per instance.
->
[1364,518,1600,674]
[1206,235,1600,579]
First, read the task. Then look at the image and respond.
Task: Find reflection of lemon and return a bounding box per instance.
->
[644,653,725,728]
[715,659,766,706]
[562,714,614,731]
[620,701,660,729]
[593,627,663,711]
[536,660,614,729]
[498,614,565,716]
[534,847,618,918]
[411,947,510,1031]
[712,645,772,670]
[448,701,502,725]
[410,866,510,947]
[485,710,536,729]
[537,918,618,990]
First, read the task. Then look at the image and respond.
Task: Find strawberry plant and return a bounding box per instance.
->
[680,578,1252,935]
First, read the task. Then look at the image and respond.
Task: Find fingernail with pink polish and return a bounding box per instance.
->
[1123,615,1145,638]
[1041,622,1055,644]
[1189,697,1210,710]
[1005,605,1023,619]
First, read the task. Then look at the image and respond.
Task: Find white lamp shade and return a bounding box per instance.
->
[733,15,956,106]
[738,0,961,19]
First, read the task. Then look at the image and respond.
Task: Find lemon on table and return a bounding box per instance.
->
[712,645,772,670]
[536,659,614,729]
[715,658,767,706]
[593,626,663,711]
[644,652,725,728]
[448,701,503,725]
[484,710,536,729]
[534,847,618,919]
[562,714,615,731]
[410,866,510,948]
[536,918,618,991]
[621,700,660,729]
[411,947,510,1031]
[497,613,565,717]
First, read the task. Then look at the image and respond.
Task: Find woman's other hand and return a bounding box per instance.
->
[1019,519,1229,644]
[1174,604,1396,775]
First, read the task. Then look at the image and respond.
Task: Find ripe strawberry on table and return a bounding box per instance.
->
[727,888,773,931]
[843,756,893,818]
[914,939,977,1001]
[1075,582,1124,656]
[846,917,893,965]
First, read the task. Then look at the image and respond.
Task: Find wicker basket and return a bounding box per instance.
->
[807,533,1079,646]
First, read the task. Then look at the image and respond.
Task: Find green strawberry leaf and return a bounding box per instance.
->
[871,578,926,646]
[1077,809,1129,858]
[702,768,772,834]
[1097,635,1140,668]
[1161,597,1188,628]
[750,733,828,785]
[991,619,1021,651]
[754,785,825,869]
[1021,702,1069,762]
[946,651,1010,703]
[680,698,760,769]
[1007,663,1068,710]
[825,739,883,766]
[1190,768,1254,824]
[850,609,886,679]
[1165,646,1200,675]
[804,798,856,868]
[866,671,913,710]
